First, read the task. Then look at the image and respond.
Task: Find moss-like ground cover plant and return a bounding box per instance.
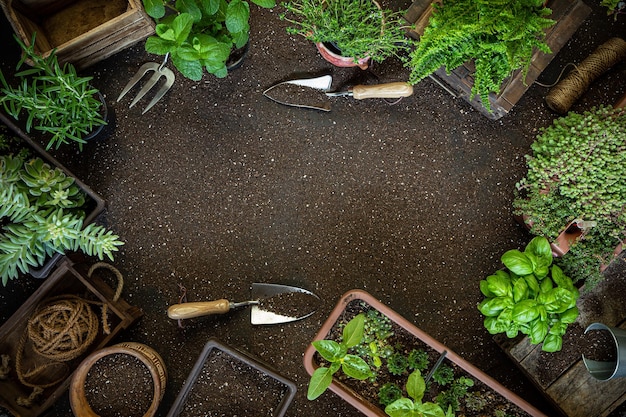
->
[478,236,579,352]
[406,0,554,111]
[143,0,275,80]
[280,0,410,64]
[514,105,626,287]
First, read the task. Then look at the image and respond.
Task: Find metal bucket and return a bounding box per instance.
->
[582,323,626,381]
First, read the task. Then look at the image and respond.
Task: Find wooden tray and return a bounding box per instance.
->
[403,0,591,119]
[0,256,143,417]
[0,0,154,69]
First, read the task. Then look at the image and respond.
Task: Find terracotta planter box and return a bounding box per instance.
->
[0,256,143,417]
[303,289,548,416]
[166,338,297,417]
[0,0,154,69]
[0,111,106,278]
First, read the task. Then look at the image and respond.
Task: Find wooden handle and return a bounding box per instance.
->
[352,82,413,100]
[167,299,231,319]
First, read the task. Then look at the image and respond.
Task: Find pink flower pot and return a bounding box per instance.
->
[303,289,548,417]
[314,42,371,70]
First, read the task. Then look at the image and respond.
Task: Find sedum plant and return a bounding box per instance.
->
[142,0,275,80]
[514,106,626,287]
[406,0,554,111]
[0,149,124,285]
[478,236,579,352]
[307,313,373,400]
[0,35,105,151]
[280,0,410,63]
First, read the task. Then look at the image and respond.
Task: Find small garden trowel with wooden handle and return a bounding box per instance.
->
[167,283,319,324]
[263,75,413,111]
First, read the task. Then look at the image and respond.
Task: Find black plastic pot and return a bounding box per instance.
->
[226,40,250,72]
[166,338,297,417]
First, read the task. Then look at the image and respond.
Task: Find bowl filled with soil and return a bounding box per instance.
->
[69,342,167,417]
[166,338,297,417]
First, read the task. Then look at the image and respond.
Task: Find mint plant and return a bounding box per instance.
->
[478,236,579,352]
[307,313,373,400]
[384,370,448,417]
[142,0,275,80]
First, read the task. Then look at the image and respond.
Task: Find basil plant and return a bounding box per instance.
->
[478,236,579,352]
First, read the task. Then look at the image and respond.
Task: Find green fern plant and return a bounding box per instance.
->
[406,0,554,111]
[0,153,124,285]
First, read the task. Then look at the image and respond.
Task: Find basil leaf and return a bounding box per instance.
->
[506,324,519,338]
[479,279,493,297]
[312,340,343,362]
[307,367,333,400]
[501,250,534,276]
[525,236,552,278]
[478,297,511,317]
[512,299,539,323]
[343,313,365,347]
[406,370,426,402]
[512,278,529,303]
[486,273,512,297]
[549,321,568,336]
[542,333,563,352]
[524,274,541,296]
[484,317,508,334]
[560,306,579,324]
[551,264,574,289]
[342,354,372,380]
[529,320,548,344]
[385,398,416,417]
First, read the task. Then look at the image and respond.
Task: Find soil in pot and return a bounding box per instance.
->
[84,353,154,417]
[316,299,533,417]
[179,349,289,417]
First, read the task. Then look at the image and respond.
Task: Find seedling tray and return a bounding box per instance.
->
[166,338,297,417]
[0,256,143,417]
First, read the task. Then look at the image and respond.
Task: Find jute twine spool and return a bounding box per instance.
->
[546,37,626,114]
[12,262,125,408]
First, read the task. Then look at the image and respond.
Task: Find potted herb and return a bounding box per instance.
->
[513,105,626,288]
[142,0,276,80]
[405,0,555,112]
[0,126,124,285]
[280,0,410,69]
[304,289,548,416]
[0,35,107,151]
[478,236,580,353]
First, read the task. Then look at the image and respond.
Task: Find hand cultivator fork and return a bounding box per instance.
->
[117,53,175,114]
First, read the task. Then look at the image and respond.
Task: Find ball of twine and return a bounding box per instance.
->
[27,295,99,363]
[546,37,626,114]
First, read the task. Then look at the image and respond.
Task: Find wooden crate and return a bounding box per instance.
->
[0,256,143,417]
[0,0,155,69]
[403,0,591,119]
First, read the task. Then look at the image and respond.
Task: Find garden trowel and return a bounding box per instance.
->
[263,75,413,111]
[167,283,319,324]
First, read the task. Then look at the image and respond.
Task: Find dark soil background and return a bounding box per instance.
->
[1,1,625,416]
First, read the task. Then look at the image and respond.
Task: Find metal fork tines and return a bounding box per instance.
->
[117,54,175,114]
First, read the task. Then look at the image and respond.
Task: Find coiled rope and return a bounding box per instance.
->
[545,37,626,114]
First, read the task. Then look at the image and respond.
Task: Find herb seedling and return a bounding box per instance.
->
[384,370,448,417]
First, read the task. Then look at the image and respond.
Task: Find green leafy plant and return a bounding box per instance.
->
[514,106,626,286]
[379,382,403,407]
[354,306,395,370]
[408,349,430,372]
[478,236,580,352]
[0,35,106,151]
[307,313,373,400]
[406,0,554,111]
[387,352,409,376]
[0,151,124,284]
[601,0,625,20]
[280,0,410,63]
[434,376,474,413]
[431,364,454,386]
[142,0,275,80]
[384,370,447,417]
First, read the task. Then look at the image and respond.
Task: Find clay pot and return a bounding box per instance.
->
[70,342,167,417]
[315,41,371,70]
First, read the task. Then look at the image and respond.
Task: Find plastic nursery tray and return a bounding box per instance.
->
[166,338,297,417]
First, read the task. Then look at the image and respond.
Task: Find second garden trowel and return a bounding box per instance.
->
[263,75,413,111]
[167,283,320,324]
